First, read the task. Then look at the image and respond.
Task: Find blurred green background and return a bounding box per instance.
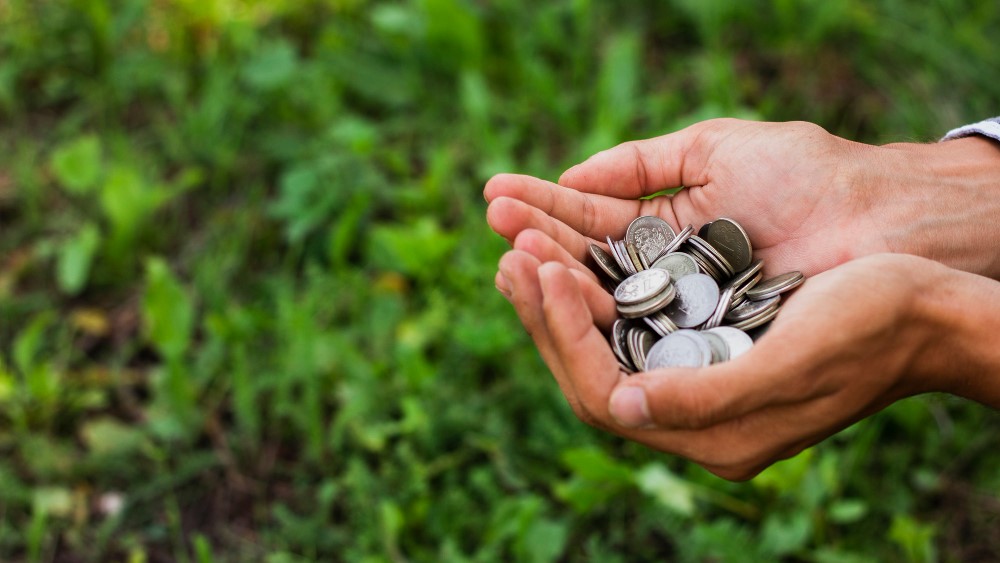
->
[1,0,999,561]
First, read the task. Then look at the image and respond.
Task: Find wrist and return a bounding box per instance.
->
[861,137,1000,278]
[911,262,1000,406]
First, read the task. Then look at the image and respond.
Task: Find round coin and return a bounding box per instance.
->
[589,244,625,283]
[663,273,720,328]
[611,319,635,370]
[703,326,754,359]
[704,218,753,272]
[645,330,713,370]
[651,252,700,281]
[626,216,676,266]
[723,259,764,292]
[701,330,730,364]
[659,224,695,258]
[614,268,671,305]
[616,283,677,318]
[725,295,779,323]
[730,303,780,331]
[746,271,805,301]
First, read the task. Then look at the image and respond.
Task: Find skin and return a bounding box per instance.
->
[486,119,1000,480]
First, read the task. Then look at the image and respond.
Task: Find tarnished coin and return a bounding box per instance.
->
[705,218,753,273]
[704,326,754,359]
[589,244,625,283]
[697,221,713,239]
[685,245,725,281]
[626,216,676,266]
[651,252,700,281]
[659,224,694,258]
[747,271,805,301]
[614,268,671,305]
[701,331,730,364]
[725,295,779,323]
[663,273,720,328]
[646,330,713,370]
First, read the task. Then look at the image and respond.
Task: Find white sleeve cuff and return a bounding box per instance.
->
[941,117,1000,142]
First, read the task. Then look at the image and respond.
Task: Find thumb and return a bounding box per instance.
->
[558,118,749,200]
[608,349,794,430]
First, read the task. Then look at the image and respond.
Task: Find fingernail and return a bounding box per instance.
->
[498,270,514,297]
[609,387,651,428]
[496,280,512,298]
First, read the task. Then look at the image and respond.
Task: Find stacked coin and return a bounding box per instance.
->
[588,216,804,373]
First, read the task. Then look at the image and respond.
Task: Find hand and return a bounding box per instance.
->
[497,248,1000,480]
[486,118,1000,281]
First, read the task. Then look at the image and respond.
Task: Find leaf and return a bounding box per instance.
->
[242,40,298,91]
[560,447,634,485]
[142,257,194,361]
[520,517,568,563]
[635,463,696,517]
[80,417,145,456]
[32,487,73,518]
[56,223,101,295]
[828,499,868,524]
[889,514,937,563]
[50,135,102,195]
[760,510,812,557]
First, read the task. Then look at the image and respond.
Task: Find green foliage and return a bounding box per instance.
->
[1,0,999,560]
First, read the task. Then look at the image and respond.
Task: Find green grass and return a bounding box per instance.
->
[1,0,1000,560]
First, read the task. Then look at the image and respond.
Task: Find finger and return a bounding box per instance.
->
[608,333,808,431]
[498,251,583,413]
[513,228,598,282]
[559,118,751,199]
[569,269,618,331]
[537,261,625,429]
[487,196,597,262]
[485,173,644,239]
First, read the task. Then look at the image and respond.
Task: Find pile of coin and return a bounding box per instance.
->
[588,216,804,372]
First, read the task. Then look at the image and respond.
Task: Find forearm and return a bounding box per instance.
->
[915,262,1000,408]
[865,137,1000,279]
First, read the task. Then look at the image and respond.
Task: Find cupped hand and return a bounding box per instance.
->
[486,118,1000,281]
[498,247,966,480]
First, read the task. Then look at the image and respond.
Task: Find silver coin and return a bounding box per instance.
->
[627,328,656,371]
[702,286,734,330]
[645,329,713,370]
[642,311,678,337]
[626,216,676,266]
[731,271,763,302]
[658,224,695,259]
[663,273,720,328]
[625,241,648,272]
[700,330,730,364]
[730,304,780,331]
[723,259,764,292]
[728,293,747,312]
[606,236,631,274]
[617,283,677,318]
[725,295,779,322]
[589,244,625,283]
[618,360,636,375]
[747,271,805,301]
[616,240,637,275]
[705,218,753,273]
[611,319,635,370]
[614,268,671,305]
[685,245,725,282]
[704,326,754,359]
[687,235,735,278]
[651,252,700,281]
